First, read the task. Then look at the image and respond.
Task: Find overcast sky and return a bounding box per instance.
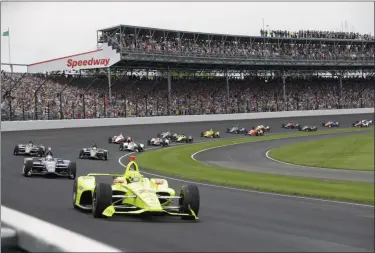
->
[1,2,374,71]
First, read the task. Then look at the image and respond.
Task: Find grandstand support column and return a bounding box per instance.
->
[82,79,99,119]
[282,76,286,109]
[167,66,172,104]
[108,67,112,104]
[225,69,230,102]
[339,74,343,108]
[34,77,51,120]
[58,78,75,120]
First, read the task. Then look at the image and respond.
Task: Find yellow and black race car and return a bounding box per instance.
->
[201,129,220,138]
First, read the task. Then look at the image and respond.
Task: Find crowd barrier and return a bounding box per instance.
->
[1,206,122,252]
[1,108,374,132]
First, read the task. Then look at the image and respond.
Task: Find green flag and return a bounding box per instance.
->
[3,31,9,36]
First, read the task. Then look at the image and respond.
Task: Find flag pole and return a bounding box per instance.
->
[7,27,13,73]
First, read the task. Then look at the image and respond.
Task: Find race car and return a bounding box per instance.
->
[255,125,271,132]
[321,121,340,127]
[201,129,220,138]
[157,132,175,140]
[147,137,170,147]
[226,126,247,134]
[119,141,145,152]
[72,155,199,220]
[79,146,109,160]
[22,153,76,179]
[245,127,264,136]
[173,134,194,143]
[352,120,373,127]
[281,122,300,129]
[13,141,46,157]
[298,125,318,132]
[108,134,132,144]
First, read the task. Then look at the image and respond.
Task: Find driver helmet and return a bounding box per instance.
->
[113,177,125,184]
[46,155,53,161]
[126,171,142,184]
[29,141,33,145]
[47,147,52,152]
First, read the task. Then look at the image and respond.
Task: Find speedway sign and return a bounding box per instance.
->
[27,44,121,73]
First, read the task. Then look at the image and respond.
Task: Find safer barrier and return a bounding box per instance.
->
[1,108,374,132]
[1,206,122,252]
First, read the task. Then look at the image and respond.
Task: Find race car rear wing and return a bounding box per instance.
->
[86,173,123,179]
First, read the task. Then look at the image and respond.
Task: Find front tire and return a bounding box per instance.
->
[108,137,112,143]
[14,145,19,155]
[68,162,77,180]
[22,160,33,177]
[179,184,200,220]
[92,183,112,218]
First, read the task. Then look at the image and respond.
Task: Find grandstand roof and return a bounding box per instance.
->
[98,24,375,44]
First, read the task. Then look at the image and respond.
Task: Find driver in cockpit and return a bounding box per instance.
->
[92,143,97,150]
[28,141,34,146]
[45,147,53,157]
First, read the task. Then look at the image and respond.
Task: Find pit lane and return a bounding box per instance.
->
[1,113,374,252]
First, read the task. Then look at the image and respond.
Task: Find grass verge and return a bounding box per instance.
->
[269,132,374,171]
[134,127,374,204]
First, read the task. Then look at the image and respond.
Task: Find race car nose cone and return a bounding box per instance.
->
[130,155,136,161]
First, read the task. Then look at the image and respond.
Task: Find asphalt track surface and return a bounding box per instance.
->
[2,113,374,252]
[195,130,374,183]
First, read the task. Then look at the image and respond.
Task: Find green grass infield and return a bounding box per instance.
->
[268,132,374,171]
[134,127,374,204]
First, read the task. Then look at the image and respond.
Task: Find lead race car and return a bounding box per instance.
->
[14,141,46,157]
[22,151,76,179]
[108,134,132,144]
[322,121,340,127]
[298,125,318,132]
[147,136,170,147]
[119,141,145,152]
[79,146,109,160]
[72,155,200,220]
[352,120,373,127]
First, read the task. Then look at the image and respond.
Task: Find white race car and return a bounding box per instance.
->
[352,120,373,127]
[108,134,132,144]
[147,137,170,147]
[119,141,145,152]
[79,147,109,160]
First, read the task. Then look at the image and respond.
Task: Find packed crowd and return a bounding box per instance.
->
[259,29,374,41]
[106,29,375,60]
[2,71,374,121]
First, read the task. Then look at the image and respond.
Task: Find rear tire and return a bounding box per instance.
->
[72,179,79,209]
[179,184,200,220]
[108,137,112,143]
[79,150,84,159]
[68,162,77,180]
[92,183,112,218]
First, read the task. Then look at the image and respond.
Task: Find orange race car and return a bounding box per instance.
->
[245,127,264,136]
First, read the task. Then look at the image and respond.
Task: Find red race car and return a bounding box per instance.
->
[245,128,264,136]
[108,134,132,144]
[281,121,300,129]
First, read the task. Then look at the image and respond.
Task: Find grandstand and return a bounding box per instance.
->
[1,24,374,121]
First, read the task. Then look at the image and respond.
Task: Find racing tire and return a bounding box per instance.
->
[103,152,108,160]
[226,128,230,133]
[79,150,84,159]
[22,160,33,177]
[119,145,123,151]
[13,145,19,156]
[38,147,45,157]
[147,140,151,146]
[281,124,285,128]
[321,123,325,127]
[92,183,112,218]
[72,179,80,210]
[108,137,112,143]
[68,162,77,180]
[179,184,200,220]
[200,132,204,137]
